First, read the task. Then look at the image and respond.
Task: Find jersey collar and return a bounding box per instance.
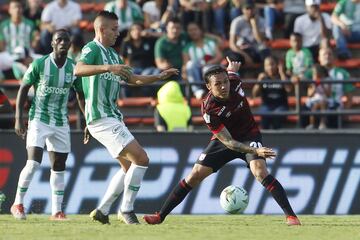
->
[50,52,67,69]
[93,38,109,53]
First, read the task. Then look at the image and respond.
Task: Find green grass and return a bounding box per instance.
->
[1,215,360,240]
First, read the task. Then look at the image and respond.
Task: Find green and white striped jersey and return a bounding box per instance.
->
[23,53,82,126]
[183,37,217,65]
[104,1,143,31]
[79,39,126,124]
[0,18,35,54]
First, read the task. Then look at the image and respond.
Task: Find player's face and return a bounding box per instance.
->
[207,72,230,100]
[52,32,71,55]
[103,20,119,46]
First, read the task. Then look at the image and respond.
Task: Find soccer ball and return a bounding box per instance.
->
[220,185,249,214]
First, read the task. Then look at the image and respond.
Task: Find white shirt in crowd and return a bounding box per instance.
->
[294,12,332,47]
[41,0,82,30]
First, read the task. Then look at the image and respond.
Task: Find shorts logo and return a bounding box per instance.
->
[112,125,122,134]
[198,153,206,161]
[203,113,210,124]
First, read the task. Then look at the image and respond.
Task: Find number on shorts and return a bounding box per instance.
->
[249,141,262,148]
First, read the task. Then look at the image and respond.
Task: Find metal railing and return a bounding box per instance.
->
[1,78,360,129]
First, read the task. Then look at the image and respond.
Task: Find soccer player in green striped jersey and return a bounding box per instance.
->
[11,29,85,221]
[74,11,178,225]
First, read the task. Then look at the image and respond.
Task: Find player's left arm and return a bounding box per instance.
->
[215,126,276,158]
[127,68,179,85]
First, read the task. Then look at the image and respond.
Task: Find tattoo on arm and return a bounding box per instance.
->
[215,127,256,154]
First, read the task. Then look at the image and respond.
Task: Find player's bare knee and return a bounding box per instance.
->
[136,151,149,167]
[187,166,210,186]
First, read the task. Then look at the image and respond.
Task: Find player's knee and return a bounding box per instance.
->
[188,169,208,186]
[136,151,149,167]
[52,160,66,171]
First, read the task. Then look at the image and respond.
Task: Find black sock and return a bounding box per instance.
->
[261,174,296,217]
[159,179,192,220]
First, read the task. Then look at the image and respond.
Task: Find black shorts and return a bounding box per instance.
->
[196,135,265,172]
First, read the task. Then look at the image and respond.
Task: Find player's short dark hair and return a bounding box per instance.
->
[202,65,227,84]
[96,10,118,21]
[53,28,71,37]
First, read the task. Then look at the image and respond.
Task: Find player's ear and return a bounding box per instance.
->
[206,83,211,91]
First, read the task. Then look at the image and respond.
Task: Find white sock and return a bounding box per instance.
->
[98,169,126,215]
[120,164,147,213]
[14,160,40,205]
[50,170,65,215]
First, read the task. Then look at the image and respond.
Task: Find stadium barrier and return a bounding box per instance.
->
[1,130,360,215]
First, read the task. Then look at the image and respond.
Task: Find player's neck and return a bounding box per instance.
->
[95,36,111,48]
[53,53,67,68]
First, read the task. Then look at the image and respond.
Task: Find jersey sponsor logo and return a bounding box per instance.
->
[236,101,244,110]
[38,85,70,95]
[203,113,210,123]
[217,106,226,116]
[198,153,206,161]
[100,72,120,83]
[225,112,231,118]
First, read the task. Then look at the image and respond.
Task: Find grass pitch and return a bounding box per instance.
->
[0,215,360,240]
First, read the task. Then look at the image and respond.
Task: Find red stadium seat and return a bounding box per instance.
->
[118,97,154,107]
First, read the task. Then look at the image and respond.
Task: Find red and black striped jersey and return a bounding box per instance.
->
[201,72,260,141]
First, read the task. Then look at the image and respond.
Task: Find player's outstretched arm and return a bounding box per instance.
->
[15,83,32,139]
[127,68,179,85]
[74,62,133,80]
[215,127,276,158]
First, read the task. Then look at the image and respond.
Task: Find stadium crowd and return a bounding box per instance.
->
[0,0,359,130]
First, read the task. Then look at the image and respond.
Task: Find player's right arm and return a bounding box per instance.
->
[15,61,40,138]
[215,127,276,158]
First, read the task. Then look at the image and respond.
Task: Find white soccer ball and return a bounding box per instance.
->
[220,185,249,214]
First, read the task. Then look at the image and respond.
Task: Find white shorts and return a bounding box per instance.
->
[87,117,135,158]
[26,120,71,153]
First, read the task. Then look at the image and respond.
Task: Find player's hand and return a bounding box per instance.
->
[15,119,26,139]
[83,126,91,144]
[159,68,179,80]
[108,64,133,81]
[255,147,276,159]
[226,56,242,73]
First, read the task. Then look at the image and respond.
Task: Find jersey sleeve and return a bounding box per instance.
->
[22,61,39,85]
[79,44,99,65]
[203,112,224,134]
[333,0,346,16]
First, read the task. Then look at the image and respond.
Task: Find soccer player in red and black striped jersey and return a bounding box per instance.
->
[144,57,301,226]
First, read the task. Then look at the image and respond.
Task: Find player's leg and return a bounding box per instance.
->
[46,124,71,220]
[11,147,43,220]
[48,151,68,220]
[96,156,130,218]
[249,159,300,225]
[11,120,48,220]
[144,139,238,224]
[118,140,149,224]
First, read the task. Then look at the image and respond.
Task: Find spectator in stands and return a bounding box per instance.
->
[120,23,160,96]
[182,22,223,99]
[179,0,209,31]
[228,0,270,66]
[294,0,332,61]
[318,47,355,128]
[282,0,306,38]
[263,0,284,40]
[0,88,13,129]
[331,0,360,60]
[105,0,144,50]
[155,18,189,77]
[142,0,173,36]
[229,0,244,21]
[305,63,331,130]
[252,56,291,129]
[154,81,193,132]
[210,0,228,38]
[40,0,82,54]
[286,32,314,83]
[24,0,43,30]
[0,0,39,79]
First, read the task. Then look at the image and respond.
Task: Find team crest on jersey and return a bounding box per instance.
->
[203,113,210,124]
[65,73,73,83]
[81,47,91,56]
